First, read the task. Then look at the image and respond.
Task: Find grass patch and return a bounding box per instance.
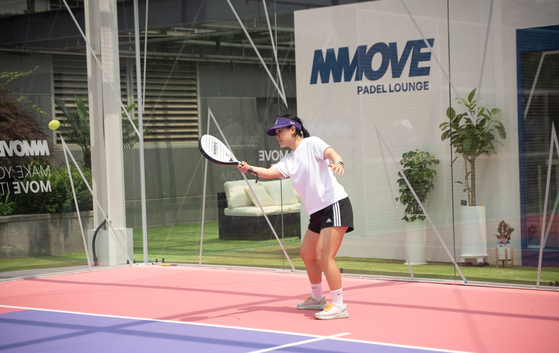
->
[1,221,559,287]
[132,221,304,269]
[0,254,88,273]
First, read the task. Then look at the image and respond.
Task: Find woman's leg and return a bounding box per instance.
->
[315,226,348,290]
[300,229,322,284]
[297,229,328,310]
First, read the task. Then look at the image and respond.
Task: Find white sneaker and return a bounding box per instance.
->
[314,304,349,320]
[297,296,327,310]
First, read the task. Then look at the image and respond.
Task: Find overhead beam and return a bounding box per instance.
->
[0,0,317,46]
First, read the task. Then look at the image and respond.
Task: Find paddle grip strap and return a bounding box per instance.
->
[248,167,259,183]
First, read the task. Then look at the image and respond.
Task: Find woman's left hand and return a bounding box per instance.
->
[328,163,345,175]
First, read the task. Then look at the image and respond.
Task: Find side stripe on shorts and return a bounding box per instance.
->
[333,201,341,227]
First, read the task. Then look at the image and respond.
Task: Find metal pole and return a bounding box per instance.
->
[61,137,92,270]
[99,0,127,231]
[84,0,108,229]
[134,0,149,263]
[537,123,556,286]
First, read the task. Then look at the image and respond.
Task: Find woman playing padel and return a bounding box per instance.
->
[237,114,354,320]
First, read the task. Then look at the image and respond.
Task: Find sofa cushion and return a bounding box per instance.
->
[224,180,253,208]
[262,179,299,205]
[224,203,300,216]
[244,185,276,207]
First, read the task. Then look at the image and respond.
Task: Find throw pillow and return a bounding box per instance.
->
[225,181,253,208]
[244,185,276,207]
[262,179,299,205]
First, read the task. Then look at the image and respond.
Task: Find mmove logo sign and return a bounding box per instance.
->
[0,140,52,195]
[0,140,51,157]
[310,39,435,95]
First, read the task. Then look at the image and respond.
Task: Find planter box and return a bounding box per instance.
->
[403,219,427,265]
[0,212,93,258]
[459,206,488,263]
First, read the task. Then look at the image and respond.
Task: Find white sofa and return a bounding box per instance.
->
[217,179,301,240]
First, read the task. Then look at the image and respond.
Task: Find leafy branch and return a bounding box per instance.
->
[55,97,149,169]
[439,88,506,206]
[395,150,440,222]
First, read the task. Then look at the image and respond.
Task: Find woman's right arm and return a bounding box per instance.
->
[237,162,283,179]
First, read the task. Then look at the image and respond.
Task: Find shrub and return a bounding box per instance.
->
[0,68,52,170]
[0,194,14,216]
[396,150,440,222]
[10,162,93,215]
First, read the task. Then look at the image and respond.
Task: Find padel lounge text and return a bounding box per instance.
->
[357,81,429,95]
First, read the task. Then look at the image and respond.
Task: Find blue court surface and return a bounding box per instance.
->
[0,308,464,353]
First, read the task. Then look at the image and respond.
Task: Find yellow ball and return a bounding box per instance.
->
[48,120,60,130]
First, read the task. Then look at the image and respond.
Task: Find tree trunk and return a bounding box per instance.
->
[464,156,470,206]
[468,154,479,206]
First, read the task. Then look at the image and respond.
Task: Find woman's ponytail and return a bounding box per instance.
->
[280,113,310,138]
[301,126,310,138]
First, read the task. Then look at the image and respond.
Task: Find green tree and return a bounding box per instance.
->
[439,88,506,206]
[54,97,148,169]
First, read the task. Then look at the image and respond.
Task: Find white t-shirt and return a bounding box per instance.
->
[273,136,348,215]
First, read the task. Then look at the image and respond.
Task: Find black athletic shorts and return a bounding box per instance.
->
[308,197,354,233]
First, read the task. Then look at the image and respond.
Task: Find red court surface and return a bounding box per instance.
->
[1,265,558,352]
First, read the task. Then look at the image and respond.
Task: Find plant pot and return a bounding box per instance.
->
[497,243,511,260]
[459,206,488,263]
[403,219,427,265]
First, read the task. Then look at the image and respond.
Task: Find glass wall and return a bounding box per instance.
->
[1,0,558,288]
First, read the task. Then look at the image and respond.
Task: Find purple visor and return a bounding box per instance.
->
[266,117,302,136]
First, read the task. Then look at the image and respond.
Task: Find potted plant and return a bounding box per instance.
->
[495,220,514,244]
[439,88,506,206]
[495,220,514,266]
[395,149,440,265]
[440,88,507,264]
[396,149,440,222]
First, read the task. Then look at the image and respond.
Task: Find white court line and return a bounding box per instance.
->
[0,304,314,337]
[0,304,468,352]
[0,305,349,344]
[248,332,351,353]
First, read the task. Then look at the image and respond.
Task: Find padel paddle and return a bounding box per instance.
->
[198,134,259,182]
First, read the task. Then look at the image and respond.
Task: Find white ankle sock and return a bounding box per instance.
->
[331,288,344,308]
[311,282,323,300]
